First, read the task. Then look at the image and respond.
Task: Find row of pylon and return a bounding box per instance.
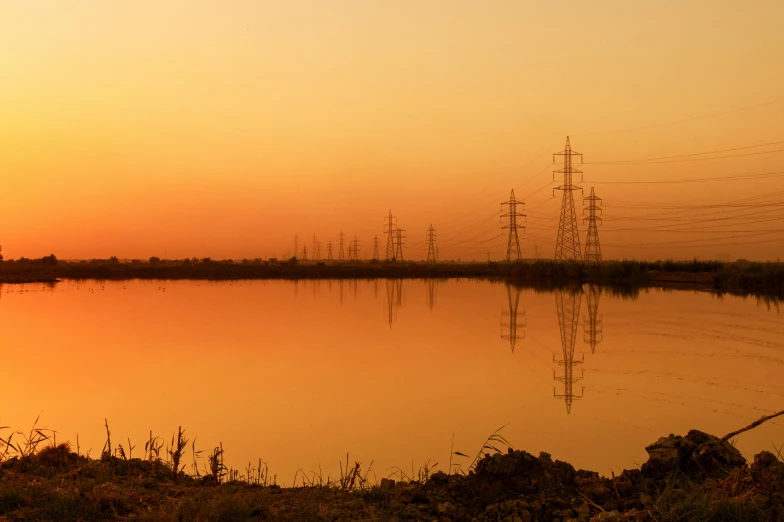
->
[503,137,603,262]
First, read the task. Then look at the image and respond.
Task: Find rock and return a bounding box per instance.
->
[380,478,396,491]
[539,452,553,462]
[394,484,417,504]
[580,482,613,505]
[438,502,457,517]
[575,502,591,520]
[519,511,532,522]
[642,430,745,477]
[589,511,622,522]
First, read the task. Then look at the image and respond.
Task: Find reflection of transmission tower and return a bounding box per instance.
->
[583,284,603,354]
[372,235,380,260]
[338,231,346,261]
[583,187,602,262]
[553,289,584,414]
[385,279,397,327]
[395,229,406,261]
[384,211,397,260]
[426,279,436,311]
[501,189,525,261]
[426,225,437,263]
[554,137,583,261]
[327,241,334,260]
[501,283,526,352]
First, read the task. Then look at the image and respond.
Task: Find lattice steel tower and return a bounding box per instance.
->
[338,230,346,261]
[583,187,602,262]
[553,137,583,261]
[349,236,360,261]
[583,284,603,354]
[372,235,380,260]
[327,240,334,260]
[426,225,437,263]
[501,283,526,352]
[384,211,397,260]
[501,189,525,261]
[553,289,584,414]
[395,229,406,261]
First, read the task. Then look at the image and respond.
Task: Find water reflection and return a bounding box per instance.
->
[501,283,525,352]
[584,284,603,354]
[554,289,584,414]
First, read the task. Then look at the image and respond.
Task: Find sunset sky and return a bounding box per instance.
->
[1,1,783,261]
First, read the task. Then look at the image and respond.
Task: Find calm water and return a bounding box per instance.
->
[1,279,783,481]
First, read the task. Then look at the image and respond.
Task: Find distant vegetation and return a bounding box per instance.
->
[0,255,782,298]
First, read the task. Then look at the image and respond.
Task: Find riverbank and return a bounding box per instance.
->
[1,424,782,521]
[1,257,783,298]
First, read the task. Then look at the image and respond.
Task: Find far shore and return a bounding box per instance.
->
[1,257,783,299]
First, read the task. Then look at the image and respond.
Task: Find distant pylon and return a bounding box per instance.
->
[583,187,603,262]
[384,211,397,260]
[327,241,334,260]
[338,230,346,261]
[349,236,360,261]
[583,284,603,354]
[501,189,525,261]
[426,225,437,263]
[395,229,406,261]
[372,235,380,260]
[553,289,584,414]
[301,245,308,261]
[501,283,526,352]
[553,136,584,261]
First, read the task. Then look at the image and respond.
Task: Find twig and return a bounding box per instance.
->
[720,409,784,443]
[578,492,606,513]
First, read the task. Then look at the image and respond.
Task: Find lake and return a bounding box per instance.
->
[1,279,782,483]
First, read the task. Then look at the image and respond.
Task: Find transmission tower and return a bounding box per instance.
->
[501,283,526,352]
[553,136,584,261]
[372,235,380,260]
[395,229,406,261]
[384,211,397,260]
[338,230,346,261]
[501,189,525,261]
[553,289,584,414]
[327,240,334,260]
[349,236,360,261]
[583,187,603,262]
[426,225,437,263]
[301,245,308,261]
[583,284,603,354]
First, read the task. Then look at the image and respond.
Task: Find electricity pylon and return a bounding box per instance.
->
[553,288,584,414]
[327,241,334,260]
[338,230,346,261]
[349,236,360,261]
[583,284,603,354]
[554,136,584,261]
[384,211,397,260]
[426,225,437,263]
[501,283,526,352]
[501,189,525,261]
[372,235,380,260]
[395,229,406,261]
[583,187,603,263]
[301,245,308,261]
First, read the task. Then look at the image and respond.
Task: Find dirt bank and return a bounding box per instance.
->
[1,428,782,521]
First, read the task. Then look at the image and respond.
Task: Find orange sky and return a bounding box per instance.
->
[1,1,783,261]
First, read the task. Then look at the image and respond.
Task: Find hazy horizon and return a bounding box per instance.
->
[1,1,783,261]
